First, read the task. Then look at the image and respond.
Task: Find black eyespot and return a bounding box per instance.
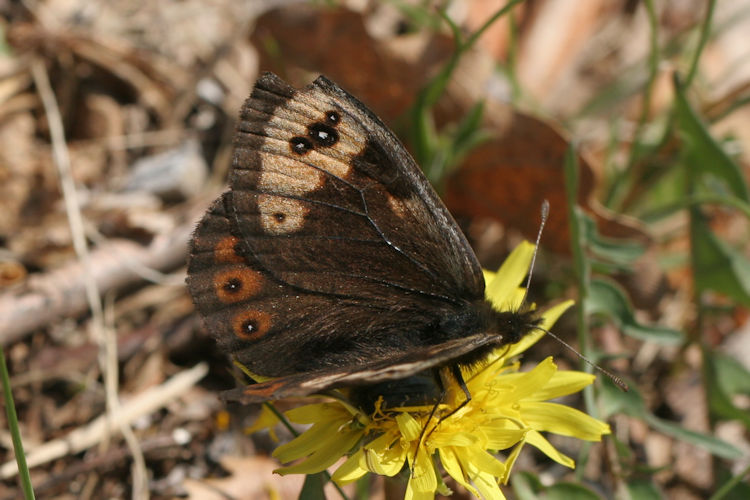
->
[242,319,257,334]
[273,212,285,222]
[308,122,338,147]
[326,111,340,125]
[223,277,243,293]
[290,136,313,154]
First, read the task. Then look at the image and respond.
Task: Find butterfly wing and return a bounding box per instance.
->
[222,334,495,404]
[187,72,487,380]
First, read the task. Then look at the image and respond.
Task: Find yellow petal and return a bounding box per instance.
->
[457,446,506,479]
[539,300,574,330]
[275,425,362,475]
[501,441,524,483]
[406,445,437,499]
[285,402,353,424]
[483,269,496,284]
[525,430,575,468]
[481,427,526,450]
[396,412,423,441]
[273,416,359,464]
[528,370,596,401]
[331,449,368,485]
[499,357,557,401]
[245,404,280,439]
[502,329,545,359]
[473,470,506,500]
[439,447,481,498]
[520,402,611,440]
[503,300,574,358]
[364,432,408,476]
[405,484,435,500]
[485,241,535,311]
[429,430,479,448]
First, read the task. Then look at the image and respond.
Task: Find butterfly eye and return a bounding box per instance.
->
[308,122,339,147]
[290,136,313,155]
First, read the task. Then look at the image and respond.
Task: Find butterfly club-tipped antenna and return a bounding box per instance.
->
[522,201,628,391]
[533,324,629,391]
[519,200,549,308]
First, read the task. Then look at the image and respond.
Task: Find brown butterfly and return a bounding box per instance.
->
[186,72,540,404]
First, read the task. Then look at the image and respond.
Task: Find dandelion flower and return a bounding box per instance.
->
[248,242,611,499]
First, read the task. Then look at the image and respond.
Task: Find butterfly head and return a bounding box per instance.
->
[488,307,542,346]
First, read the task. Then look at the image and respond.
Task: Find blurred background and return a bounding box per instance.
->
[0,0,749,498]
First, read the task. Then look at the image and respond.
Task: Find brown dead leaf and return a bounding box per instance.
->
[250,5,454,123]
[443,106,649,254]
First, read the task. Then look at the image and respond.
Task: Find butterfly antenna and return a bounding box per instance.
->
[521,200,550,307]
[533,325,629,391]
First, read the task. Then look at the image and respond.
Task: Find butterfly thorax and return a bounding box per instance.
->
[443,301,542,368]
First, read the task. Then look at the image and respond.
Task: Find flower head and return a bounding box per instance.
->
[248,242,610,499]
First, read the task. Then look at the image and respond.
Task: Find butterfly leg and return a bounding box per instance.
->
[411,365,473,474]
[450,363,472,405]
[410,371,444,474]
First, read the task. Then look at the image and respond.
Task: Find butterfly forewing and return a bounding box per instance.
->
[229,73,483,301]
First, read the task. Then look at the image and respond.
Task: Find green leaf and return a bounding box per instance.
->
[626,479,664,500]
[711,351,750,394]
[446,101,489,170]
[674,73,749,202]
[410,0,522,179]
[511,471,543,500]
[643,412,743,460]
[298,473,328,500]
[690,208,750,305]
[703,347,750,429]
[511,473,603,500]
[545,483,603,500]
[582,214,645,265]
[451,101,486,153]
[712,463,750,500]
[600,380,743,460]
[586,278,684,344]
[599,376,647,419]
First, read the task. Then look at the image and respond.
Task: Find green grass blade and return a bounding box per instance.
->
[1,347,35,499]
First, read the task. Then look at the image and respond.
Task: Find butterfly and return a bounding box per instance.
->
[186,72,541,404]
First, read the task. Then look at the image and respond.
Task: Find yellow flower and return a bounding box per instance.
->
[248,242,611,499]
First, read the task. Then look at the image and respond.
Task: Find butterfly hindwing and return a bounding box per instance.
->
[188,192,465,377]
[222,334,496,403]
